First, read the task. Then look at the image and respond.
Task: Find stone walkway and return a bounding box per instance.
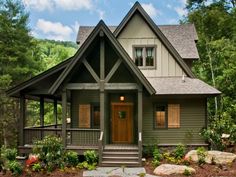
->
[83,167,158,177]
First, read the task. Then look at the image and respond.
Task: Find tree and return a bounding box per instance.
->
[0,0,42,147]
[185,0,236,122]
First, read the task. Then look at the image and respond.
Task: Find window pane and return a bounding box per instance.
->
[155,105,166,128]
[135,48,143,66]
[168,104,180,128]
[146,47,154,66]
[93,106,100,128]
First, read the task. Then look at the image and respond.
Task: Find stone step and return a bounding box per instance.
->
[102,151,139,157]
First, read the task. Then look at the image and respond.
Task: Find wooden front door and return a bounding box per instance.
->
[111,103,133,144]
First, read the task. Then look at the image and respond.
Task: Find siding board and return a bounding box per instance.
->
[143,96,206,145]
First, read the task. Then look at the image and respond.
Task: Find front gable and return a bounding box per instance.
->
[115,2,194,78]
[49,20,155,95]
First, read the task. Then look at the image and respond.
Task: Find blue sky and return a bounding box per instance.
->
[23,0,188,42]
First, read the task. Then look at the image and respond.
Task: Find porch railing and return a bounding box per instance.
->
[24,127,62,145]
[66,128,100,146]
[98,131,104,165]
[23,126,100,147]
[138,132,142,165]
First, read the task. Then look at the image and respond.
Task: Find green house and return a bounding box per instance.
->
[7,2,220,166]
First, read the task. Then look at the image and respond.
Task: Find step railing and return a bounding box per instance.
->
[98,131,104,166]
[138,132,142,166]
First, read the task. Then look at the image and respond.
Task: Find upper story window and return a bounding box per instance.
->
[133,46,155,68]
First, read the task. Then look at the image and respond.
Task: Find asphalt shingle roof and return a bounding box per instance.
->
[147,77,220,95]
[76,24,199,59]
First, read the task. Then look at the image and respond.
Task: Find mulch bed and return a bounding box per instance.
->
[144,158,236,177]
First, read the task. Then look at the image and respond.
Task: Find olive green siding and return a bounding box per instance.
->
[143,96,206,145]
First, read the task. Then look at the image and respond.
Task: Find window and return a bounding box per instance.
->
[154,104,180,129]
[134,46,155,68]
[78,103,100,128]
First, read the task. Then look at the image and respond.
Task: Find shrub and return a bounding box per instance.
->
[173,143,186,159]
[32,162,42,172]
[8,160,23,176]
[152,148,162,166]
[196,147,207,166]
[64,151,79,167]
[183,168,191,176]
[201,113,236,150]
[84,150,98,165]
[77,161,96,170]
[32,135,64,171]
[1,146,17,161]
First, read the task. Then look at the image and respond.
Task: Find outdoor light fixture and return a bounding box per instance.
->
[120,95,125,102]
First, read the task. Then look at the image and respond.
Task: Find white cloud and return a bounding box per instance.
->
[174,7,187,17]
[141,3,160,18]
[96,9,105,20]
[167,18,178,24]
[23,0,93,11]
[23,0,55,11]
[35,19,74,41]
[56,0,93,11]
[71,21,80,34]
[167,4,172,9]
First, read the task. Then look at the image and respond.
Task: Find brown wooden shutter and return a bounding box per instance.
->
[156,111,165,128]
[168,104,180,128]
[78,104,91,128]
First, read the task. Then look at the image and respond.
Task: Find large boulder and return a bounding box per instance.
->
[185,150,236,164]
[153,164,196,176]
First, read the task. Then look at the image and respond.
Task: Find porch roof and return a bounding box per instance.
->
[147,77,221,95]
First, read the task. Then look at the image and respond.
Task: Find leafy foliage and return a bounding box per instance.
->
[152,148,162,166]
[0,146,17,161]
[84,150,98,165]
[201,113,236,150]
[8,160,23,176]
[64,151,79,167]
[196,147,207,166]
[32,135,63,171]
[173,143,186,159]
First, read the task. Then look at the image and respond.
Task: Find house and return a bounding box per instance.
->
[7,2,220,166]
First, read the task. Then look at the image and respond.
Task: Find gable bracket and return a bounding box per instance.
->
[104,58,122,82]
[82,59,100,83]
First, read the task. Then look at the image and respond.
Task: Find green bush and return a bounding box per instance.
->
[32,135,64,171]
[152,148,162,166]
[196,147,207,166]
[84,150,98,165]
[201,113,236,150]
[1,146,17,161]
[8,160,23,176]
[77,161,96,170]
[64,151,78,167]
[173,143,186,159]
[32,163,42,172]
[183,169,191,176]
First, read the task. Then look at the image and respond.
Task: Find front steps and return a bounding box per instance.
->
[101,144,140,167]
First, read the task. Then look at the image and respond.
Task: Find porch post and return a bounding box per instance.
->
[53,98,58,128]
[62,90,67,147]
[99,31,105,165]
[19,94,26,146]
[40,97,44,139]
[138,87,143,166]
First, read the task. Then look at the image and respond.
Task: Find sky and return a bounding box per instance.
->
[23,0,188,42]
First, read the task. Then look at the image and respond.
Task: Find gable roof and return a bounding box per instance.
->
[77,24,199,60]
[113,1,195,78]
[48,20,156,95]
[6,58,71,97]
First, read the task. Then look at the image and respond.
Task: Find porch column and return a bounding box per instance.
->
[62,90,67,147]
[138,87,143,165]
[100,32,105,133]
[19,94,26,146]
[40,97,44,139]
[53,98,57,128]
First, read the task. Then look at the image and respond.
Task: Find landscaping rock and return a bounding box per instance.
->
[153,164,196,176]
[185,150,236,164]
